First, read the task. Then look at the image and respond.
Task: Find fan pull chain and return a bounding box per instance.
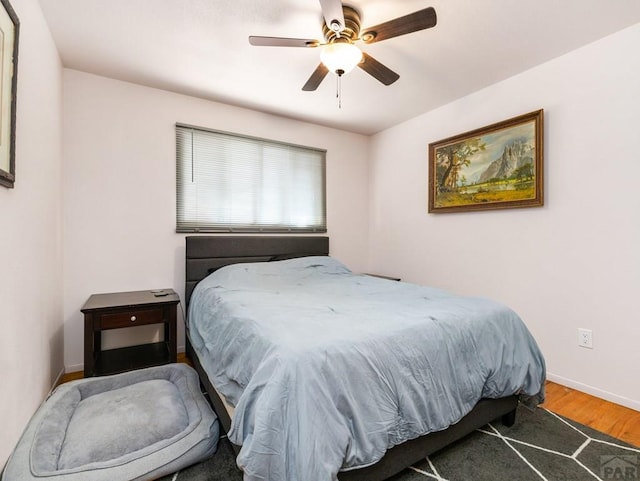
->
[336,69,345,109]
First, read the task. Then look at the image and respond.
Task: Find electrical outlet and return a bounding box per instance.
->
[578,328,593,349]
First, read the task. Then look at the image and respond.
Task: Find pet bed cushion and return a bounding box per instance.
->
[2,364,218,481]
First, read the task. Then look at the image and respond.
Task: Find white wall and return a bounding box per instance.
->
[0,0,63,466]
[368,24,640,410]
[62,70,370,371]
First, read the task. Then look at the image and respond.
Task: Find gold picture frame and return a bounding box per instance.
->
[0,0,19,189]
[428,109,544,213]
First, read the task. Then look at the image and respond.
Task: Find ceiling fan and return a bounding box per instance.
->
[249,0,437,92]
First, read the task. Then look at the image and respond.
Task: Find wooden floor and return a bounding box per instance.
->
[541,381,640,447]
[60,359,640,448]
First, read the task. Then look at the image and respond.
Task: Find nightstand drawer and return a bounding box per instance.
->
[99,308,164,329]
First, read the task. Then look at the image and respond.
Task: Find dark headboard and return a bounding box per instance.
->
[185,236,329,308]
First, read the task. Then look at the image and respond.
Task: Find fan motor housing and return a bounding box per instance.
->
[322,5,361,43]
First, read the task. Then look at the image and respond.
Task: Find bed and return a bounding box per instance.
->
[184,235,545,481]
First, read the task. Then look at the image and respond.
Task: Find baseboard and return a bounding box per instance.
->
[50,366,66,392]
[547,371,640,412]
[65,362,84,374]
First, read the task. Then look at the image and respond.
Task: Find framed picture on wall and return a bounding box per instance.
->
[0,0,19,189]
[428,109,544,213]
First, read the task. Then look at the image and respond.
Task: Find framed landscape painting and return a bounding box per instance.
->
[428,109,544,213]
[0,0,19,189]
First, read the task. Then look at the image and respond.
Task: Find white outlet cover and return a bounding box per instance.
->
[578,328,593,349]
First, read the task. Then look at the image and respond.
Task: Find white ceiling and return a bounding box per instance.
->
[38,0,640,135]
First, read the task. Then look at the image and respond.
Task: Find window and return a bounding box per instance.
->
[176,124,327,233]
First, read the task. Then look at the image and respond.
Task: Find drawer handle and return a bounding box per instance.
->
[130,316,137,322]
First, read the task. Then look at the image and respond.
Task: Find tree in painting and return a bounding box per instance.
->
[436,138,486,192]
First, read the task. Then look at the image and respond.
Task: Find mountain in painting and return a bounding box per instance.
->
[478,138,534,183]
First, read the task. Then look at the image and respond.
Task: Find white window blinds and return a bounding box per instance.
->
[176,125,327,233]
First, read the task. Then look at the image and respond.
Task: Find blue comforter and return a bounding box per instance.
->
[188,256,545,481]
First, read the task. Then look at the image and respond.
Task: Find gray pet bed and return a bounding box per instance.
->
[2,364,219,481]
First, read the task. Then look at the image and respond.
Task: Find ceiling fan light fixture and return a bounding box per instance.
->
[320,42,363,75]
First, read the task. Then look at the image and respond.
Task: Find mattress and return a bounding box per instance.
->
[188,256,546,481]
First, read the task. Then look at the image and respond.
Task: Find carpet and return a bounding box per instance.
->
[162,406,639,481]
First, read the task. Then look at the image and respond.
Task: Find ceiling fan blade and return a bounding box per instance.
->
[302,64,329,91]
[358,52,400,86]
[319,0,346,33]
[361,7,437,44]
[249,36,319,48]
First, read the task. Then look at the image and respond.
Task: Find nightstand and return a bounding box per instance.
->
[81,289,180,377]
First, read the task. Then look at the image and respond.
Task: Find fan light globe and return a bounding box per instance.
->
[321,42,363,75]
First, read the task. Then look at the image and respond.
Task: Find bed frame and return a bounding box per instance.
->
[184,235,518,481]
